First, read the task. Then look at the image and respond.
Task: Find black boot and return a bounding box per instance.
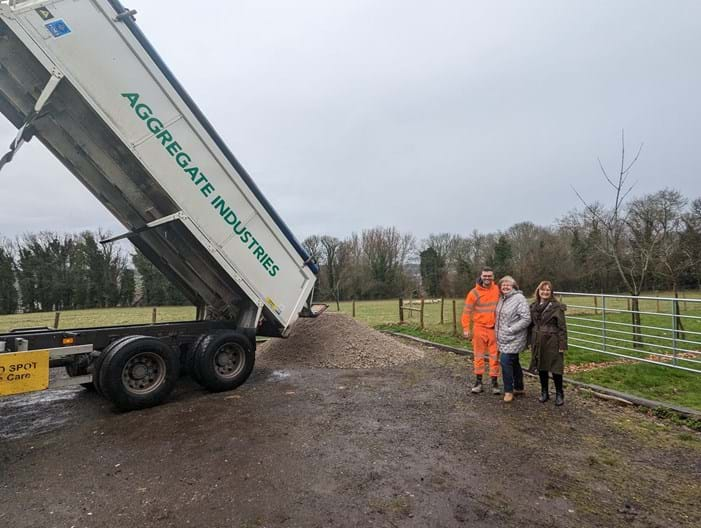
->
[553,374,564,406]
[538,370,549,403]
[555,392,564,406]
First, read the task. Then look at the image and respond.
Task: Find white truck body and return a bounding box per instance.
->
[0,0,317,334]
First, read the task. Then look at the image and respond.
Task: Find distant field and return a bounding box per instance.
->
[332,291,701,326]
[0,306,196,333]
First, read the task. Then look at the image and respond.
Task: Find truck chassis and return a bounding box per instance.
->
[0,319,258,411]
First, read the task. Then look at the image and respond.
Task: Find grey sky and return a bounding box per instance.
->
[1,0,700,242]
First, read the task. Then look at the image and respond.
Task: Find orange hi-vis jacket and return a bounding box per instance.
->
[461,282,500,330]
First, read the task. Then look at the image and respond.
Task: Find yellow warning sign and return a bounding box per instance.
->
[0,350,50,397]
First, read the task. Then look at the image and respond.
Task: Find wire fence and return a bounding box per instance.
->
[555,292,701,374]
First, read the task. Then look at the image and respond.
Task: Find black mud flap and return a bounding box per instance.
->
[298,289,328,318]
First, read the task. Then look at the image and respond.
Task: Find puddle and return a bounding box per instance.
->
[268,370,291,381]
[0,387,82,440]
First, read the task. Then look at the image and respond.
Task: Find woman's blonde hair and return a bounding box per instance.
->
[499,275,519,290]
[534,280,554,302]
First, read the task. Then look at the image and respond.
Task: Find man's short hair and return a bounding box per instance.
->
[481,267,494,274]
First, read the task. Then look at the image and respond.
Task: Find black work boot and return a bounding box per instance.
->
[471,375,483,394]
[538,371,549,403]
[491,377,501,395]
[555,392,565,406]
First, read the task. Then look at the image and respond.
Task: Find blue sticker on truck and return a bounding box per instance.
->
[45,19,72,38]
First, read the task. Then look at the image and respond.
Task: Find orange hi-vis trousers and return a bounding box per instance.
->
[472,325,499,377]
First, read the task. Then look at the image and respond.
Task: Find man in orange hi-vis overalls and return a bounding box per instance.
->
[462,267,501,394]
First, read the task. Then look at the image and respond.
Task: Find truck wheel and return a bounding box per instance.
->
[97,336,179,411]
[193,331,255,392]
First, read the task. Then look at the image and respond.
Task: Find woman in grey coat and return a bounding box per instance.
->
[495,276,531,402]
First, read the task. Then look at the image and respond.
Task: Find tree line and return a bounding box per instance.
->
[304,189,701,307]
[1,188,698,316]
[0,231,187,315]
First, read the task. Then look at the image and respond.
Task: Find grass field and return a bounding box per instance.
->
[0,306,197,333]
[1,292,700,410]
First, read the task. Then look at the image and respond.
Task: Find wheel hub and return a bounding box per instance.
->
[213,344,244,379]
[122,352,166,395]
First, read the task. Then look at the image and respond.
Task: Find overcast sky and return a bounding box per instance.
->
[1,0,700,242]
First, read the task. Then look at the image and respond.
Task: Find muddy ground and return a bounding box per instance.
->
[1,314,699,528]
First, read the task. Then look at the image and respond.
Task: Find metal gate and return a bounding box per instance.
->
[555,292,701,373]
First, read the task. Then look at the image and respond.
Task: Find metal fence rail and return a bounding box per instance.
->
[555,291,701,374]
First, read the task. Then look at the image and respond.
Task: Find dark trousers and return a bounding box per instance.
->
[500,353,524,393]
[539,371,564,394]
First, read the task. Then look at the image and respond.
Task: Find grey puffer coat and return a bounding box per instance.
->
[495,290,531,354]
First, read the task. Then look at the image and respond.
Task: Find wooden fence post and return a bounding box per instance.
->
[399,298,404,323]
[420,298,425,330]
[627,298,631,312]
[352,300,356,318]
[54,311,61,329]
[593,296,598,315]
[452,300,457,336]
[152,307,157,324]
[440,298,444,325]
[656,297,660,313]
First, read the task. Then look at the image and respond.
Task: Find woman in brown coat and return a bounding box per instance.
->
[528,281,568,406]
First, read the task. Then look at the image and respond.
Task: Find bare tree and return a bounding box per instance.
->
[682,198,701,289]
[651,190,692,293]
[421,233,458,295]
[302,235,322,264]
[653,192,701,339]
[573,130,651,346]
[320,235,344,310]
[362,227,415,298]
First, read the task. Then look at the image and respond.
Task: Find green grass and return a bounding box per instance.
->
[0,306,196,333]
[569,362,701,410]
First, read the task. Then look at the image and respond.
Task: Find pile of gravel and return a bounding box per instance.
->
[257,312,424,369]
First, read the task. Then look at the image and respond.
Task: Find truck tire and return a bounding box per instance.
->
[92,336,135,397]
[184,334,208,383]
[193,331,255,392]
[97,335,179,412]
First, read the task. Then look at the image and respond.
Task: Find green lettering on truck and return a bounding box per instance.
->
[121,92,281,277]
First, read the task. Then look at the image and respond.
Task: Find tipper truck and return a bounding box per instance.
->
[0,0,320,410]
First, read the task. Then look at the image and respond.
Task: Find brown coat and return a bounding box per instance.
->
[528,300,568,375]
